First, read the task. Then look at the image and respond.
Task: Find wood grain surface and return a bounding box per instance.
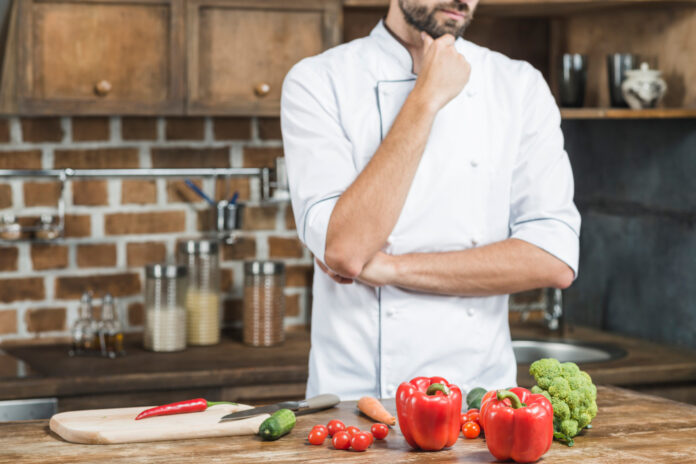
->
[2,386,696,463]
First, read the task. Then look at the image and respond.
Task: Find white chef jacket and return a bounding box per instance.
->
[280,20,580,400]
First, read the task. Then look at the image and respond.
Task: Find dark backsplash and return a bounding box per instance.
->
[562,119,696,349]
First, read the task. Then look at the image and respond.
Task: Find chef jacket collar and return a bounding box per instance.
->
[370,18,481,97]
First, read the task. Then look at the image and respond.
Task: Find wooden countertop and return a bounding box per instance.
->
[2,325,696,401]
[2,386,695,463]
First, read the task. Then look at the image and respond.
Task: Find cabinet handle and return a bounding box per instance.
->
[94,80,112,97]
[254,82,271,97]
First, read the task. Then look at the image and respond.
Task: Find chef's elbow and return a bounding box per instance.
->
[550,264,575,290]
[324,246,364,279]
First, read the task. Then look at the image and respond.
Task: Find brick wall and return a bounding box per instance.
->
[0,116,544,342]
[0,116,312,342]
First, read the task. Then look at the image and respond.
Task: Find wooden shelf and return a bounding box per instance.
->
[343,0,696,16]
[560,108,696,119]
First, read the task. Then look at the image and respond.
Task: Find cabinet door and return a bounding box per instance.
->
[18,0,184,115]
[187,0,341,115]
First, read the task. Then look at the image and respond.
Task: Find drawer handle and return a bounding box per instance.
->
[94,80,112,97]
[254,82,271,97]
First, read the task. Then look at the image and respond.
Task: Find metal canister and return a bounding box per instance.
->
[144,264,188,352]
[243,261,286,347]
[178,239,221,345]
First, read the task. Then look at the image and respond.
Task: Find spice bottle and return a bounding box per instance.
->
[35,215,60,240]
[178,240,221,346]
[243,261,286,347]
[98,293,124,358]
[0,214,21,241]
[70,292,97,356]
[144,263,188,352]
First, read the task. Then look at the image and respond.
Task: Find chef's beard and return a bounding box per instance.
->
[398,0,473,38]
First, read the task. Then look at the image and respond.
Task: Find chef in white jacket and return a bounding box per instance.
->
[281,0,581,400]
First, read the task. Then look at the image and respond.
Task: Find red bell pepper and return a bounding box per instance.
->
[395,376,462,451]
[479,388,553,463]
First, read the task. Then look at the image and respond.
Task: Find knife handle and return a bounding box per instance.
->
[303,394,340,410]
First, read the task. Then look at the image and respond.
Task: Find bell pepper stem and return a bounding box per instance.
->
[426,383,451,396]
[496,390,526,409]
[206,401,237,407]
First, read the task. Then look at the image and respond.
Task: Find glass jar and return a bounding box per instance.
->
[243,261,286,347]
[177,240,221,346]
[144,264,188,352]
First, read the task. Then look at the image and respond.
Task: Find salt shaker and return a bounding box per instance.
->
[70,292,97,356]
[98,293,124,358]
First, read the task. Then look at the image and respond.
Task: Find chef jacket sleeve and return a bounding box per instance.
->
[280,60,357,264]
[508,68,581,278]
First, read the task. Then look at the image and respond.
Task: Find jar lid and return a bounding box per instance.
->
[146,263,187,278]
[244,261,285,276]
[178,239,219,255]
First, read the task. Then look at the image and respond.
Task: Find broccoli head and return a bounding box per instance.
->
[529,358,598,446]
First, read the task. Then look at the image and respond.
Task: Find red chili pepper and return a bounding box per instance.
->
[396,376,462,451]
[480,388,553,463]
[135,398,236,420]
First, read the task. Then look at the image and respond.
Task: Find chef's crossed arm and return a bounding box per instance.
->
[282,60,578,297]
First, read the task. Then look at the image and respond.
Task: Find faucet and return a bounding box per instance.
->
[544,288,563,331]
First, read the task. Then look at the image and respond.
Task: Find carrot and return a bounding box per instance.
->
[357,396,396,426]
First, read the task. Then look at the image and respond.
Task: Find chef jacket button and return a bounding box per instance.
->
[471,238,479,247]
[467,307,475,316]
[386,307,395,318]
[470,159,479,167]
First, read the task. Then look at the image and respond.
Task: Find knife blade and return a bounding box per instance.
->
[219,393,340,422]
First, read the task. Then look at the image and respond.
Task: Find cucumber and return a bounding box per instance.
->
[258,408,296,441]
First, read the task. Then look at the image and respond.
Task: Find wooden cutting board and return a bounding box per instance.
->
[49,403,269,444]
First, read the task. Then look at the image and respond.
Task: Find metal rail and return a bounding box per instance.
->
[0,168,266,178]
[0,167,278,242]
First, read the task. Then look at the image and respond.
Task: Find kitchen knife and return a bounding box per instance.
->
[219,394,340,422]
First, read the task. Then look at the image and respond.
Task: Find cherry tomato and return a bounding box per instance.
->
[460,412,468,425]
[346,426,361,436]
[308,428,326,445]
[364,431,374,446]
[327,420,346,437]
[466,410,480,424]
[462,421,481,439]
[351,431,372,451]
[371,423,389,440]
[332,431,352,450]
[312,424,328,435]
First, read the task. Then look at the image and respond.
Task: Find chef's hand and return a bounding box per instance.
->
[316,258,354,284]
[414,32,471,111]
[357,251,396,288]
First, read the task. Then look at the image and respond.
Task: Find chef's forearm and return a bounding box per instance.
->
[324,90,438,278]
[387,239,574,296]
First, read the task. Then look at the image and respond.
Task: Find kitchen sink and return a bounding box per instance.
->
[512,339,626,364]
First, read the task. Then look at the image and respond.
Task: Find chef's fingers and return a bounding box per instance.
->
[437,33,456,47]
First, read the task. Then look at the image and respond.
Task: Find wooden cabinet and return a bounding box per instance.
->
[186,0,341,115]
[17,0,185,114]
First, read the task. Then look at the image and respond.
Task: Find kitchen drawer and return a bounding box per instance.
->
[17,0,184,115]
[186,0,341,115]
